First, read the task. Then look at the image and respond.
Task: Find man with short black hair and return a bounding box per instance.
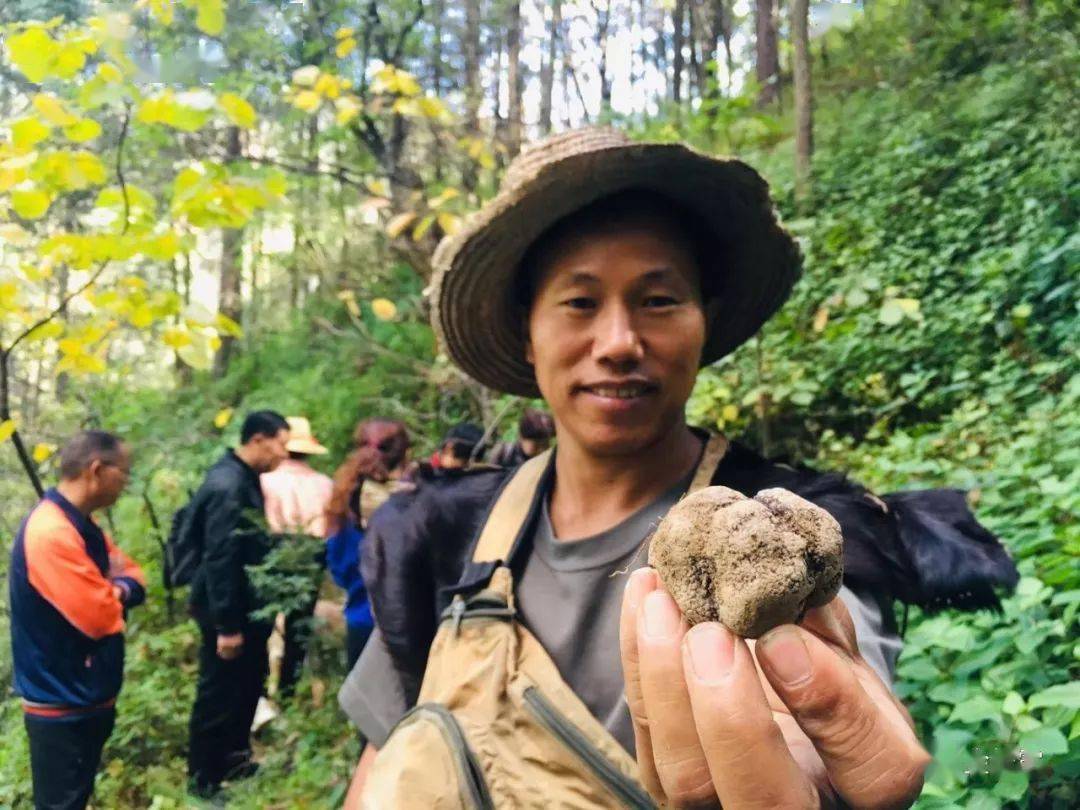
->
[436,422,485,469]
[9,430,145,810]
[185,410,289,798]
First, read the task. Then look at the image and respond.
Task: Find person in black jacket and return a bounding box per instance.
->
[186,410,289,798]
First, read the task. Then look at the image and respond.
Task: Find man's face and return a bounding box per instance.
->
[90,444,131,509]
[253,429,290,473]
[526,223,706,458]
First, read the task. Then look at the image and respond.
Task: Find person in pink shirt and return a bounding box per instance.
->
[260,416,333,700]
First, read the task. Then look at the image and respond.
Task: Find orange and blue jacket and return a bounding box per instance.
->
[8,488,145,719]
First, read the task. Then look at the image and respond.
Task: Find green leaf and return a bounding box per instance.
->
[1028,682,1080,711]
[992,770,1028,802]
[949,695,1001,724]
[1017,726,1069,758]
[1001,692,1025,716]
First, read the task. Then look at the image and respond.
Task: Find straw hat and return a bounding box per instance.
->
[430,127,802,398]
[284,417,328,455]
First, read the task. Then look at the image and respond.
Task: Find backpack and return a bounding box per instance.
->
[164,494,200,588]
[361,435,729,809]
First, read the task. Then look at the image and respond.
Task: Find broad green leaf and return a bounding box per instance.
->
[1017,726,1069,757]
[1028,682,1080,711]
[949,695,1001,724]
[1002,692,1026,716]
[991,770,1028,802]
[219,93,256,129]
[5,27,57,83]
[12,188,52,219]
[12,117,51,150]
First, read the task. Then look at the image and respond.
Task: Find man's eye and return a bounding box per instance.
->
[563,297,596,310]
[644,295,680,308]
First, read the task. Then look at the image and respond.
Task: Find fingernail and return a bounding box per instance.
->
[758,627,812,686]
[642,590,681,639]
[685,623,735,684]
[625,566,657,595]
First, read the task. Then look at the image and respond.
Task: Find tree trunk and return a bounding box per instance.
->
[596,0,612,109]
[1016,0,1033,15]
[506,0,523,155]
[539,0,561,134]
[464,0,482,162]
[672,0,686,103]
[714,0,734,96]
[792,0,813,206]
[755,0,780,107]
[689,0,709,100]
[213,127,244,378]
[432,0,444,97]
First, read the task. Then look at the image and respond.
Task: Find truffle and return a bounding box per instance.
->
[648,486,843,638]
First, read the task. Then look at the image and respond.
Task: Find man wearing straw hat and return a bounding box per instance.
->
[260,416,333,701]
[340,129,1015,808]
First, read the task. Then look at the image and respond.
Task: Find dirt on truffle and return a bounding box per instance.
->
[648,486,843,638]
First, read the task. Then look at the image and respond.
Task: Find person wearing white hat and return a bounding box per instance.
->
[260,416,333,701]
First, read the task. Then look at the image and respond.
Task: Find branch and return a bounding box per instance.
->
[234,152,368,190]
[390,0,426,63]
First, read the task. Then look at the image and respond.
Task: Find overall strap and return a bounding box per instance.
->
[472,450,553,564]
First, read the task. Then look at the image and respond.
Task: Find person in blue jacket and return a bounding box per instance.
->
[325,419,412,668]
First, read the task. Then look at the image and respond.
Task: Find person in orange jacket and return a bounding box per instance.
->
[9,430,145,810]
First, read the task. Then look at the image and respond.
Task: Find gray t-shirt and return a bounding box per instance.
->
[339,479,902,753]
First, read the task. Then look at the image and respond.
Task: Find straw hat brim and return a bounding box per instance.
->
[286,437,328,455]
[431,140,802,398]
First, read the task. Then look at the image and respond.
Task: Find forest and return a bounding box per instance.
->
[0,0,1077,807]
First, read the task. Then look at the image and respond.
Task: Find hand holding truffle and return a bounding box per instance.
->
[620,487,930,809]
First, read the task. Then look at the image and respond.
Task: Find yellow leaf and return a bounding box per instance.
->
[436,212,460,236]
[335,37,356,58]
[162,328,191,348]
[178,341,214,370]
[219,92,256,129]
[896,298,921,315]
[334,27,355,40]
[5,27,58,83]
[291,65,320,87]
[0,419,16,443]
[32,443,56,463]
[24,321,64,342]
[366,178,389,197]
[214,313,243,337]
[371,298,398,321]
[12,118,51,150]
[721,404,739,422]
[33,94,79,127]
[337,290,361,318]
[314,73,342,99]
[11,188,51,220]
[412,213,435,241]
[64,118,102,143]
[148,0,175,25]
[385,212,416,239]
[292,90,321,113]
[812,305,830,333]
[97,62,123,83]
[195,0,225,36]
[428,187,460,209]
[213,407,234,429]
[129,305,154,329]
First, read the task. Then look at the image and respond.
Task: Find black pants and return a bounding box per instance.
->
[187,620,271,788]
[24,709,115,810]
[278,588,321,701]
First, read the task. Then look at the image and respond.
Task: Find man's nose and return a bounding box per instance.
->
[592,304,644,367]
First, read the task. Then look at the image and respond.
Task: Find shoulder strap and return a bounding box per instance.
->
[472,450,553,564]
[470,433,729,565]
